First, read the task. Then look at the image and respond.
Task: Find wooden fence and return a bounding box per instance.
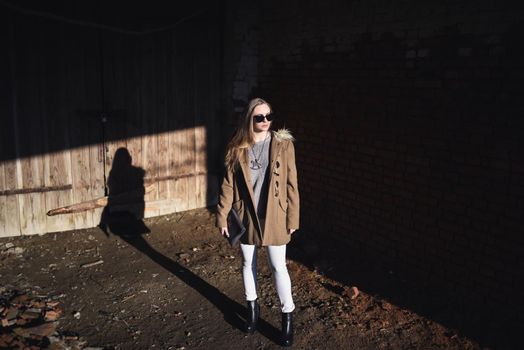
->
[0,6,222,237]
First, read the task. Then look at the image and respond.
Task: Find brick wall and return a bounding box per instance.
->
[223,0,524,343]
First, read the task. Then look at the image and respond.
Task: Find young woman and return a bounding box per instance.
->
[216,97,299,346]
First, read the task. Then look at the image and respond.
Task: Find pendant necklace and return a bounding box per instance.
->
[250,133,269,170]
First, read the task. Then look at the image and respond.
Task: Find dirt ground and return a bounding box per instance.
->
[1,208,486,349]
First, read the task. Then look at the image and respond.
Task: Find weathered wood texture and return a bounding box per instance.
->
[0,9,221,237]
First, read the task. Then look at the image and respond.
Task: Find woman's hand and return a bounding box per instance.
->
[220,227,229,238]
[288,229,296,235]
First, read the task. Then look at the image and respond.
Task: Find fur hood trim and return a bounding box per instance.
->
[273,128,295,142]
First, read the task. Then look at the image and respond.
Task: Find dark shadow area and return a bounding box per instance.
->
[98,148,281,344]
[288,236,521,350]
[0,0,221,162]
[252,15,524,349]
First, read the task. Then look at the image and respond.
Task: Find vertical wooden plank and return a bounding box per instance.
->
[126,36,144,199]
[68,25,96,230]
[88,32,106,225]
[166,30,179,209]
[187,20,198,211]
[186,128,197,210]
[64,52,85,231]
[193,18,210,209]
[3,160,21,237]
[175,26,190,212]
[164,128,177,209]
[29,17,48,234]
[8,15,29,236]
[60,26,75,231]
[89,141,105,225]
[44,153,73,233]
[22,158,48,236]
[157,34,170,215]
[18,163,38,235]
[179,23,197,209]
[3,12,21,237]
[207,13,222,206]
[173,130,189,212]
[142,133,159,219]
[42,21,75,233]
[140,34,159,212]
[195,126,207,208]
[0,10,10,236]
[14,15,46,235]
[26,142,47,234]
[70,144,93,230]
[122,35,148,219]
[0,164,6,236]
[164,27,182,213]
[103,32,128,195]
[124,36,140,170]
[165,129,180,212]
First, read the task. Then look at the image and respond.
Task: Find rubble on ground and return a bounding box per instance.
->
[0,290,89,349]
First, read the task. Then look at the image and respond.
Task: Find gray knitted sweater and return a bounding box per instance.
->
[248,134,271,220]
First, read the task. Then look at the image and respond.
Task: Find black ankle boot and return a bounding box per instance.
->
[245,299,260,333]
[281,312,293,346]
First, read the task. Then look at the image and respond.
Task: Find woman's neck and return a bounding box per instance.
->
[253,130,270,143]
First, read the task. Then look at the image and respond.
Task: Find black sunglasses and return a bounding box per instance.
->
[252,112,275,123]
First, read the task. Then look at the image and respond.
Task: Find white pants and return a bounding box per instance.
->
[240,243,295,313]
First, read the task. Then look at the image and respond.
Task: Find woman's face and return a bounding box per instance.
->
[251,103,272,133]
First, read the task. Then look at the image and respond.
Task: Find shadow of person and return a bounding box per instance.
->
[98,148,280,342]
[99,147,150,238]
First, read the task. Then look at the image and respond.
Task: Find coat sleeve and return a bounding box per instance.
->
[216,167,234,228]
[286,141,300,230]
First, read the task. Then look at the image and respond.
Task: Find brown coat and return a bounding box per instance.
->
[216,129,300,246]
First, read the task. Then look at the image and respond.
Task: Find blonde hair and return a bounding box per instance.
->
[225,97,273,171]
